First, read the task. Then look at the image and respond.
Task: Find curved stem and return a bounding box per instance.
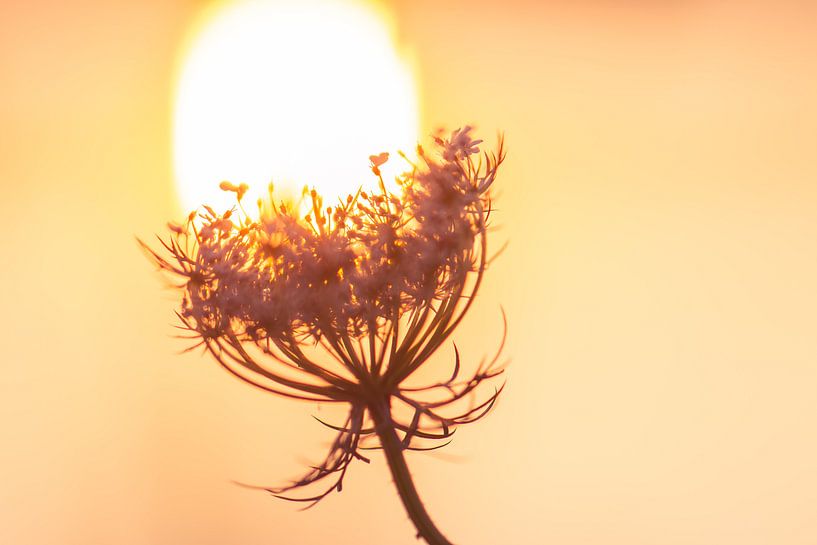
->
[369,398,455,545]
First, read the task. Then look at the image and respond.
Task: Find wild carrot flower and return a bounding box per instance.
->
[142,129,506,545]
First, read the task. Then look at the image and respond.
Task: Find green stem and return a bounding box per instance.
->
[369,399,455,545]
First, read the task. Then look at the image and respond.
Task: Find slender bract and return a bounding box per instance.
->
[142,128,506,544]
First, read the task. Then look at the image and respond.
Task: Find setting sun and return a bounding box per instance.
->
[173,0,419,214]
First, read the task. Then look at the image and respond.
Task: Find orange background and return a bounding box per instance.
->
[2,1,816,543]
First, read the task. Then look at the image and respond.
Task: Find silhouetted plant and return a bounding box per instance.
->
[142,128,506,545]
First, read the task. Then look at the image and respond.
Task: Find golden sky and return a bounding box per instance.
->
[2,0,816,543]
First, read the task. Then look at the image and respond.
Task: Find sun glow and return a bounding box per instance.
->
[173,0,420,215]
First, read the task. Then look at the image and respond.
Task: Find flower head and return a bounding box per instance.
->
[141,129,507,511]
[369,151,389,176]
[436,125,483,162]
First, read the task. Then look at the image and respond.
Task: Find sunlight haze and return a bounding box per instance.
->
[2,0,816,544]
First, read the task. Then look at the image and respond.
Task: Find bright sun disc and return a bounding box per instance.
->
[173,0,419,215]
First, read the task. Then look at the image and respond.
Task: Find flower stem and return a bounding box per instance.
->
[370,399,455,545]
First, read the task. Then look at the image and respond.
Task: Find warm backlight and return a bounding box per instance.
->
[173,0,419,214]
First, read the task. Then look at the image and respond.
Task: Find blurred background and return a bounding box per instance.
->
[2,0,816,543]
